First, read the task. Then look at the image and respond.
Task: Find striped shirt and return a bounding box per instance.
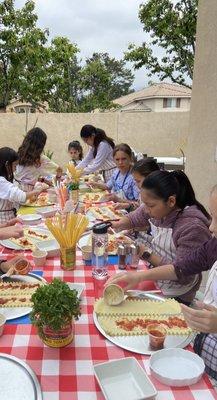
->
[77,141,116,182]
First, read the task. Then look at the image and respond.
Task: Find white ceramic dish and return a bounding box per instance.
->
[19,214,42,225]
[150,348,205,386]
[66,282,85,298]
[36,206,57,218]
[94,357,157,400]
[0,273,46,321]
[36,239,60,257]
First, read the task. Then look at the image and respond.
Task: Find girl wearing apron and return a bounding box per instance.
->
[15,127,61,192]
[111,170,211,303]
[77,125,116,182]
[90,144,139,202]
[0,147,43,223]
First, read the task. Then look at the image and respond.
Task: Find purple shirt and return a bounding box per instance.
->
[127,205,211,265]
[174,237,217,281]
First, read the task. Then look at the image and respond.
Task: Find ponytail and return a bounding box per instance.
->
[142,170,210,219]
[80,125,115,158]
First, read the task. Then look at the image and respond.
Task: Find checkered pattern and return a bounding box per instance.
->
[1,247,217,399]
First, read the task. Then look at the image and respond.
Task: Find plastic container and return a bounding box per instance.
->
[147,323,167,350]
[81,245,92,261]
[92,268,108,298]
[92,223,109,268]
[32,250,47,268]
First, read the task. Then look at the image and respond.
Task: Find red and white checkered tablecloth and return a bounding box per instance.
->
[0,248,217,400]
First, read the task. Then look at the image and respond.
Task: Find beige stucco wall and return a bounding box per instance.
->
[0,111,189,167]
[186,0,217,207]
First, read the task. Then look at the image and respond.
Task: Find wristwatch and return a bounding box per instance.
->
[141,248,153,261]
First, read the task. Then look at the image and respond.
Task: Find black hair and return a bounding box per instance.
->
[18,127,47,166]
[132,158,160,177]
[142,170,210,219]
[80,125,115,158]
[113,143,133,159]
[68,140,83,160]
[0,147,19,182]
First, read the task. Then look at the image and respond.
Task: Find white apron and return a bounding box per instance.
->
[149,220,199,297]
[194,261,217,378]
[204,261,217,306]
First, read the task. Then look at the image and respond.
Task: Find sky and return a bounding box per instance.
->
[14,0,153,90]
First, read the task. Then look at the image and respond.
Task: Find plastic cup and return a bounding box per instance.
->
[0,314,6,337]
[32,250,47,268]
[147,323,167,350]
[14,259,31,275]
[81,245,92,261]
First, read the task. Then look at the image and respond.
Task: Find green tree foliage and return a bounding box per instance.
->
[0,0,50,110]
[80,53,134,111]
[125,0,198,87]
[48,37,81,112]
[0,1,134,112]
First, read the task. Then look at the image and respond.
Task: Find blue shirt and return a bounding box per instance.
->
[107,169,139,200]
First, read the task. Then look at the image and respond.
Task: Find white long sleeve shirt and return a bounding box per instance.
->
[77,141,116,181]
[0,177,27,223]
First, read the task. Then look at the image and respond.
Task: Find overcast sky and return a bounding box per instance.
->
[14,0,153,90]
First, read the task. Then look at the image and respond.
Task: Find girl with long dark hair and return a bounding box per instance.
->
[16,127,62,191]
[0,147,43,222]
[111,170,211,304]
[77,125,116,182]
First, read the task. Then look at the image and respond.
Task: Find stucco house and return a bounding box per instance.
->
[5,99,48,114]
[113,82,191,112]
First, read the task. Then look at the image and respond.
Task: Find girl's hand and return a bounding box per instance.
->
[105,193,121,203]
[113,202,129,210]
[0,225,24,240]
[111,220,124,232]
[181,302,217,333]
[88,181,99,188]
[0,256,32,275]
[105,271,144,291]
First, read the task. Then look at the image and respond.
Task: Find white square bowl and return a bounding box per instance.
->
[36,206,57,218]
[19,214,42,225]
[94,357,157,400]
[36,239,60,257]
[66,282,85,299]
[150,348,205,387]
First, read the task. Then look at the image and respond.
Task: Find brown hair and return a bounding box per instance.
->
[80,125,115,158]
[18,127,47,166]
[113,143,133,159]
